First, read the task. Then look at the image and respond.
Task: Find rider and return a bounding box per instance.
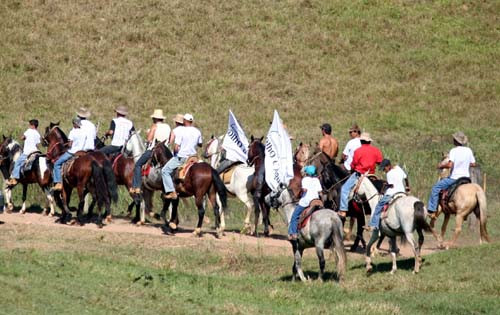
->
[367,159,410,231]
[100,105,135,156]
[338,132,383,219]
[76,107,97,151]
[288,165,323,240]
[318,123,338,162]
[427,131,476,218]
[161,113,202,199]
[52,117,87,191]
[340,123,361,172]
[169,114,185,147]
[130,109,171,194]
[7,119,41,186]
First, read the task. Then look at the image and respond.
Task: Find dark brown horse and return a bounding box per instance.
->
[144,143,228,237]
[0,135,56,215]
[44,123,118,227]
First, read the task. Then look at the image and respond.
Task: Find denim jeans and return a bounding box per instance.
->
[288,205,306,235]
[132,150,152,189]
[53,152,74,183]
[339,172,359,212]
[427,177,456,212]
[161,156,186,193]
[11,154,28,179]
[99,145,122,156]
[369,194,392,228]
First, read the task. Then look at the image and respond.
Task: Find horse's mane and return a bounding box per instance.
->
[152,141,173,165]
[55,127,68,143]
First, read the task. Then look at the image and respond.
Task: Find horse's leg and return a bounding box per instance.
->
[60,186,73,224]
[83,192,92,217]
[389,237,398,274]
[415,229,425,274]
[44,187,56,216]
[365,229,380,273]
[216,193,226,236]
[4,186,13,213]
[261,201,271,237]
[404,231,420,274]
[241,196,254,235]
[76,185,86,226]
[294,247,307,282]
[208,190,222,238]
[252,195,260,237]
[345,217,355,241]
[447,214,465,249]
[193,195,204,237]
[315,241,326,282]
[439,213,450,248]
[20,184,28,214]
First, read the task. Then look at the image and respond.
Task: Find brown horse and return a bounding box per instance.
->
[0,136,56,215]
[44,123,118,227]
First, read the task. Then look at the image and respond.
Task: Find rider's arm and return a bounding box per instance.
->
[438,160,453,169]
[404,178,410,192]
[104,120,115,138]
[146,124,156,143]
[174,144,180,155]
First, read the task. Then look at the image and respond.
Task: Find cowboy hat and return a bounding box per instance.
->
[72,117,82,127]
[150,109,166,120]
[452,131,468,145]
[360,132,372,142]
[349,123,361,133]
[76,107,91,118]
[115,105,128,116]
[173,114,184,124]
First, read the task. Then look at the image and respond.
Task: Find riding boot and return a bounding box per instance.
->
[368,228,380,245]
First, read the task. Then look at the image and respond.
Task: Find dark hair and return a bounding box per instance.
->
[320,123,332,135]
[360,139,370,145]
[29,119,39,128]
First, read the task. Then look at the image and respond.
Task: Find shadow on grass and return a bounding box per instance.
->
[279,271,342,283]
[350,257,426,275]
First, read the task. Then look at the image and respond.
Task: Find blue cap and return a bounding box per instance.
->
[304,165,317,176]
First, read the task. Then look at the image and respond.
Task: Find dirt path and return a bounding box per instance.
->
[0,211,447,259]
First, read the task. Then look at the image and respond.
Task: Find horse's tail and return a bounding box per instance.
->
[331,214,347,282]
[102,159,118,203]
[476,188,490,243]
[211,167,227,210]
[91,160,107,210]
[414,201,432,232]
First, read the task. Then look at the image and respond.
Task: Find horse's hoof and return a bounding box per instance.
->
[366,266,373,274]
[192,228,202,237]
[390,270,396,275]
[216,228,223,239]
[203,217,211,224]
[105,215,112,224]
[69,219,77,225]
[168,222,178,230]
[135,220,145,226]
[97,223,103,229]
[20,210,26,214]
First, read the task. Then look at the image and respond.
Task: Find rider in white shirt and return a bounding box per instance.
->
[100,105,135,156]
[341,124,361,171]
[427,131,476,217]
[76,107,97,151]
[161,113,202,199]
[8,119,41,186]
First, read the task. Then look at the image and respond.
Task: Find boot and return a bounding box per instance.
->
[53,183,63,191]
[164,191,178,199]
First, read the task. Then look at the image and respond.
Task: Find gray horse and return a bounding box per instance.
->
[365,195,433,274]
[271,188,346,282]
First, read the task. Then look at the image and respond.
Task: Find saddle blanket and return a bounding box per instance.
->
[298,199,324,230]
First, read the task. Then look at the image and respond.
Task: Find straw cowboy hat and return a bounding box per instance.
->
[76,107,91,118]
[150,109,166,120]
[452,131,468,145]
[173,114,184,124]
[115,105,128,116]
[360,132,373,142]
[349,123,361,133]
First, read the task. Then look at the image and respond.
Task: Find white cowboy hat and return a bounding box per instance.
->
[76,107,91,118]
[173,114,184,124]
[150,109,166,120]
[452,131,468,145]
[183,113,194,122]
[360,132,372,142]
[115,105,128,116]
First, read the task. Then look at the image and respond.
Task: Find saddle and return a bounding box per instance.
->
[178,156,199,180]
[439,177,471,211]
[61,156,78,181]
[297,199,324,230]
[220,163,241,185]
[21,151,42,174]
[381,192,407,219]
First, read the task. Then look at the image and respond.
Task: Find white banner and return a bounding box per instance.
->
[222,110,249,163]
[265,110,294,192]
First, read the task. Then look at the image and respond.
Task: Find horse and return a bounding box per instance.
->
[44,123,118,227]
[430,155,490,248]
[365,195,433,274]
[271,187,346,282]
[143,143,228,238]
[203,135,256,234]
[0,135,56,215]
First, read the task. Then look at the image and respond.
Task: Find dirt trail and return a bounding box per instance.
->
[0,211,446,259]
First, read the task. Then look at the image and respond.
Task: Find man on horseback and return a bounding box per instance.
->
[288,165,323,241]
[7,119,41,187]
[130,109,171,194]
[427,131,476,218]
[161,113,202,199]
[100,105,135,156]
[52,117,87,191]
[318,123,338,162]
[340,123,361,172]
[76,107,97,151]
[367,159,409,231]
[338,132,383,219]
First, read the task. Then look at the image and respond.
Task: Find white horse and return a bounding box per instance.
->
[204,135,255,234]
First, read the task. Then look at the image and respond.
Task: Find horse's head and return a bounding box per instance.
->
[438,152,451,179]
[0,135,12,165]
[294,142,310,167]
[124,131,145,158]
[247,135,264,165]
[203,135,221,159]
[151,140,172,166]
[44,123,68,162]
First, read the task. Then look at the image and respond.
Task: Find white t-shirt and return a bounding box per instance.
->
[80,119,96,151]
[23,129,41,155]
[342,138,361,170]
[385,165,407,195]
[68,128,87,154]
[175,126,202,158]
[298,176,323,207]
[449,146,475,179]
[111,117,134,147]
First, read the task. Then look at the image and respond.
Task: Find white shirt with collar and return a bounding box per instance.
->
[80,119,96,150]
[175,126,202,158]
[22,129,41,155]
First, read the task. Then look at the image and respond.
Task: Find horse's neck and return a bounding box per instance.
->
[281,191,295,225]
[210,151,220,168]
[359,177,381,210]
[131,136,145,162]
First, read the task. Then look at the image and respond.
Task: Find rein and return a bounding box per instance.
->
[46,141,63,162]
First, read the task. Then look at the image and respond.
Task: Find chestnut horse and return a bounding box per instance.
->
[44,123,118,227]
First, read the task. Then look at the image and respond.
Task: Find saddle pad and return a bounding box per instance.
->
[142,163,151,177]
[22,151,42,173]
[179,156,199,180]
[62,157,77,181]
[381,193,406,218]
[221,165,237,185]
[298,199,324,230]
[439,177,471,211]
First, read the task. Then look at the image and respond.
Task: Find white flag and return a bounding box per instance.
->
[222,110,249,163]
[265,110,294,192]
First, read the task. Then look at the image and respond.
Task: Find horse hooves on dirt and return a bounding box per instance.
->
[192,228,202,237]
[168,222,178,230]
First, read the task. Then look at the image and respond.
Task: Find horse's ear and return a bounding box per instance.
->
[211,134,214,139]
[250,135,254,141]
[49,122,55,129]
[299,142,303,147]
[259,136,264,142]
[2,135,5,141]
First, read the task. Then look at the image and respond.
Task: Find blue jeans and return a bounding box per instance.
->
[132,150,152,189]
[11,154,28,179]
[99,145,121,156]
[53,152,74,183]
[369,194,392,228]
[339,172,359,212]
[161,156,186,193]
[288,205,306,235]
[427,177,456,212]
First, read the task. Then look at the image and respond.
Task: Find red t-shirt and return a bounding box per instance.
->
[351,144,383,174]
